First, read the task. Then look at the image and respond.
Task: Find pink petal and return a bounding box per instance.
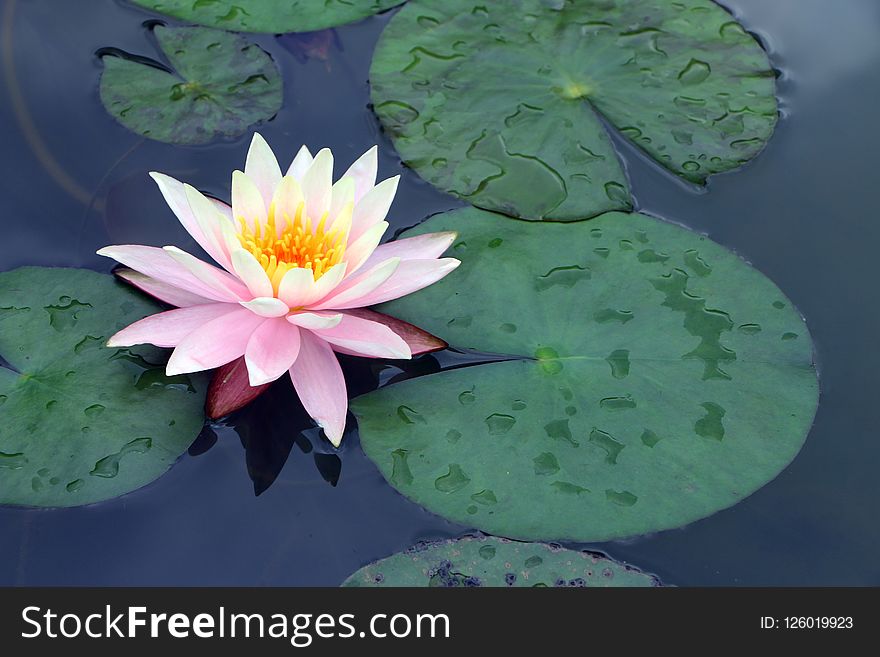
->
[328,177,355,230]
[207,357,271,419]
[114,268,214,307]
[312,312,411,359]
[361,231,457,268]
[244,319,302,386]
[244,133,282,210]
[349,175,399,242]
[287,311,342,330]
[289,331,348,447]
[240,297,290,318]
[271,176,304,236]
[341,220,388,276]
[97,245,243,303]
[232,170,267,231]
[166,307,265,375]
[301,148,333,222]
[335,258,459,308]
[287,145,313,180]
[182,183,237,271]
[343,308,448,356]
[277,263,346,309]
[310,257,399,310]
[163,246,252,301]
[341,145,378,203]
[107,303,237,348]
[148,172,234,271]
[230,249,273,298]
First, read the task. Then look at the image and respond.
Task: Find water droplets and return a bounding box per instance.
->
[677,58,711,85]
[535,264,590,291]
[390,449,414,486]
[434,464,470,493]
[694,402,725,441]
[89,437,152,478]
[485,413,516,435]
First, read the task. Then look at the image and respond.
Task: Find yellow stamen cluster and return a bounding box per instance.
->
[237,202,347,293]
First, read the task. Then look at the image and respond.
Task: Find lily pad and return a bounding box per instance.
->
[370,0,777,220]
[0,268,207,507]
[99,25,282,144]
[343,535,659,586]
[131,0,404,33]
[352,208,818,541]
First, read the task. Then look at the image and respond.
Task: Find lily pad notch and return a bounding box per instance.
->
[352,207,818,542]
[370,0,779,220]
[99,24,282,144]
[0,267,207,507]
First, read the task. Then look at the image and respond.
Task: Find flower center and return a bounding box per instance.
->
[237,202,347,293]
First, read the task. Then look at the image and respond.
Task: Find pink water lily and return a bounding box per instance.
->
[98,134,459,446]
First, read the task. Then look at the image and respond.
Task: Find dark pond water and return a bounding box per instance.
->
[1,0,878,586]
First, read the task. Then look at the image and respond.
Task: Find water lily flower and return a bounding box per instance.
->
[98,134,459,446]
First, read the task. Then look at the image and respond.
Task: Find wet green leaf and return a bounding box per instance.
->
[352,208,818,541]
[131,0,404,33]
[99,25,282,144]
[343,535,658,586]
[0,268,206,507]
[371,0,777,220]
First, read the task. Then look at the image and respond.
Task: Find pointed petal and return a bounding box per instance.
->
[342,308,447,356]
[313,312,411,359]
[301,148,333,222]
[287,145,313,180]
[337,258,460,308]
[206,357,270,419]
[163,246,251,301]
[349,175,399,242]
[149,173,234,270]
[341,145,378,203]
[244,133,282,209]
[362,231,457,267]
[166,307,265,375]
[183,183,238,271]
[328,176,355,231]
[310,257,399,310]
[342,220,388,276]
[97,245,243,303]
[240,296,290,318]
[289,331,348,447]
[230,249,273,298]
[271,175,304,236]
[277,262,346,309]
[244,319,301,386]
[114,268,214,308]
[232,170,267,231]
[107,303,236,348]
[287,311,342,330]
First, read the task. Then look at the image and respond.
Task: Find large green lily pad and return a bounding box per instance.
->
[370,0,777,220]
[352,208,818,541]
[99,25,282,144]
[343,535,659,586]
[0,268,207,507]
[131,0,404,33]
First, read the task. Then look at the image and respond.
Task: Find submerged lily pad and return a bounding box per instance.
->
[371,0,777,220]
[343,535,659,586]
[352,208,818,541]
[131,0,404,33]
[0,268,206,507]
[99,25,282,144]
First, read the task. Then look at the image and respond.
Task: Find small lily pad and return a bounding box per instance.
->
[352,208,819,541]
[99,25,282,144]
[342,535,659,586]
[0,268,207,507]
[370,0,778,220]
[131,0,404,33]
